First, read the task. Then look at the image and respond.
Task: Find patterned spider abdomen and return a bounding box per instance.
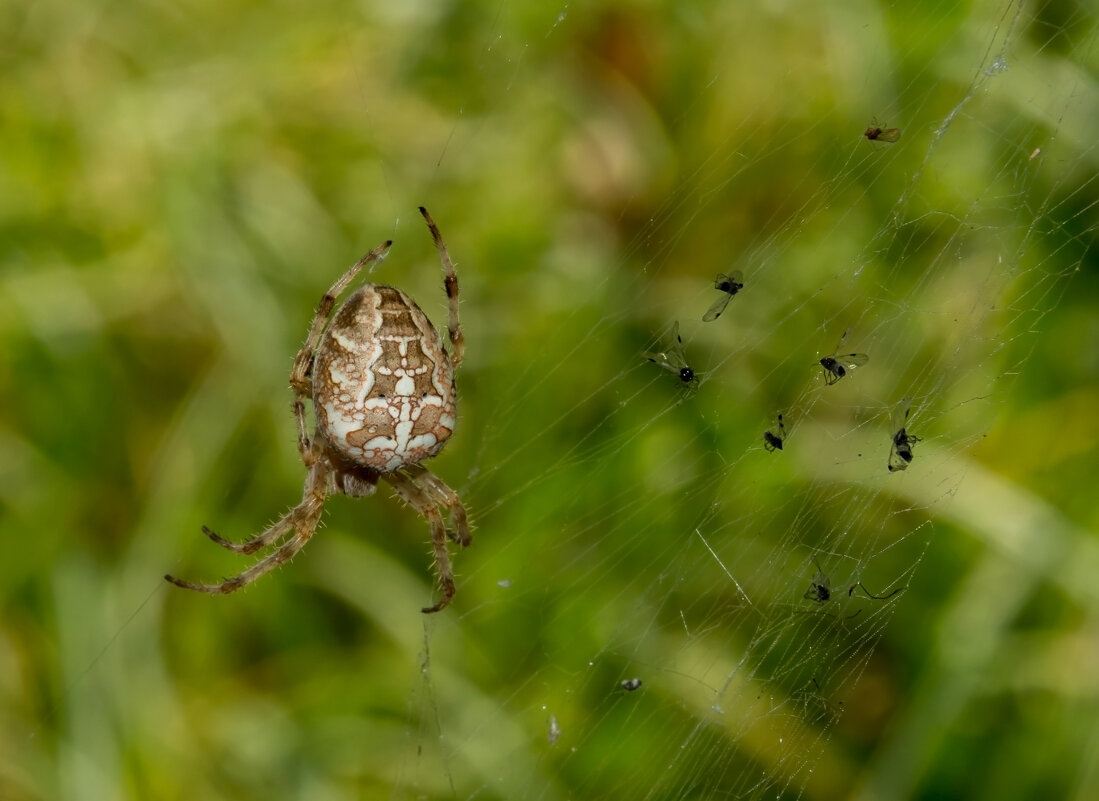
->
[313,285,456,473]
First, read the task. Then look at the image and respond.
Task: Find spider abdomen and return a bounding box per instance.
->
[313,284,456,473]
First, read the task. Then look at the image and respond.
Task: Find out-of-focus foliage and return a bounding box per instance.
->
[2,1,1097,799]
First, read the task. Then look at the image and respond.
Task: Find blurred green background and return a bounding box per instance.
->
[3,0,1098,799]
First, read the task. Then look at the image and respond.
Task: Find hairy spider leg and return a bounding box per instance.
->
[419,206,464,369]
[165,459,331,594]
[405,463,472,546]
[384,470,457,613]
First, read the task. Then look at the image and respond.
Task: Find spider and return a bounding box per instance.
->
[166,207,471,613]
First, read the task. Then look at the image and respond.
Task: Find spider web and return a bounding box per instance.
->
[6,0,1097,800]
[353,2,1097,800]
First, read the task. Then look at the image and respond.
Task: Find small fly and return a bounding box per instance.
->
[887,399,922,472]
[864,121,901,143]
[763,413,786,452]
[803,558,831,604]
[702,270,745,322]
[644,321,699,389]
[818,330,868,386]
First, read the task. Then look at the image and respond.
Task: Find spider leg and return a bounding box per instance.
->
[165,461,330,594]
[200,516,296,555]
[384,470,456,613]
[419,207,463,369]
[198,445,330,555]
[405,464,472,547]
[293,399,312,465]
[289,240,393,464]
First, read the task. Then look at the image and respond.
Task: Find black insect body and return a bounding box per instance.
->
[888,428,920,471]
[703,270,745,321]
[818,331,868,385]
[763,414,786,452]
[888,403,922,472]
[620,678,643,692]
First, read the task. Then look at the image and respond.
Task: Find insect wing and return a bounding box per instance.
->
[891,399,912,431]
[642,348,675,372]
[643,322,679,369]
[644,322,698,388]
[864,122,901,143]
[837,352,869,371]
[666,321,690,367]
[703,292,733,322]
